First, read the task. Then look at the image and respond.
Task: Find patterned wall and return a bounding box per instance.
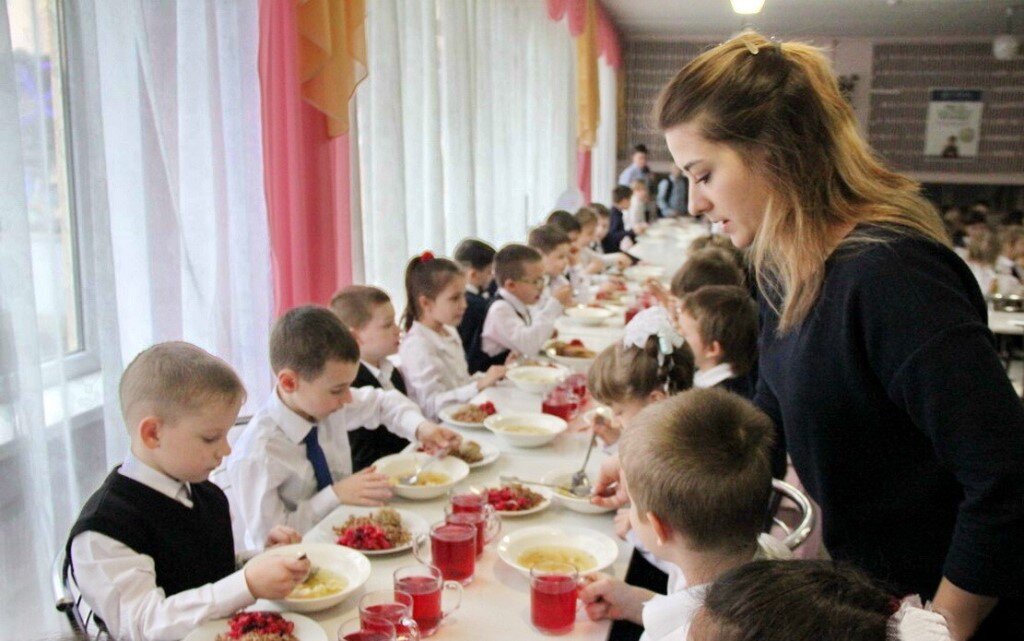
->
[869,41,1024,174]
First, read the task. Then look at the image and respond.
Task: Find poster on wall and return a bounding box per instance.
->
[924,89,983,159]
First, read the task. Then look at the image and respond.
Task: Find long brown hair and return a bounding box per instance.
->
[402,253,462,331]
[655,32,948,332]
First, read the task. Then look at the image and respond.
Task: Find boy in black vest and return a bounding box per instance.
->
[676,286,758,399]
[66,342,308,641]
[453,238,497,373]
[330,285,413,471]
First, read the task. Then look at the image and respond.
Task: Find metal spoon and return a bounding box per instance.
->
[399,450,447,485]
[500,474,590,498]
[570,432,598,496]
[296,551,318,582]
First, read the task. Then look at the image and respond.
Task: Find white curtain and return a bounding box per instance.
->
[91,0,273,413]
[357,0,576,304]
[0,1,269,635]
[591,59,617,207]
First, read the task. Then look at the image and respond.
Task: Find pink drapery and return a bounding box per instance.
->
[259,0,354,316]
[546,0,622,70]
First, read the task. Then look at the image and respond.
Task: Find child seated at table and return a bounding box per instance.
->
[216,305,460,549]
[398,252,506,418]
[604,186,638,253]
[587,306,694,448]
[578,388,792,641]
[692,560,953,641]
[528,223,576,304]
[584,204,633,270]
[478,243,573,365]
[453,238,497,372]
[676,285,758,399]
[669,247,746,298]
[330,285,413,471]
[66,342,309,641]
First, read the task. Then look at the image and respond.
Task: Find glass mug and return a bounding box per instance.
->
[443,503,501,557]
[530,562,580,635]
[358,590,420,641]
[393,563,462,637]
[413,521,476,585]
[337,614,395,641]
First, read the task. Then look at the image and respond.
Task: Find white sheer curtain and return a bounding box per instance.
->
[591,59,617,207]
[91,0,273,412]
[357,0,575,303]
[0,1,270,635]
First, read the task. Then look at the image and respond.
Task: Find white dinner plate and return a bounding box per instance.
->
[184,612,327,641]
[482,484,553,517]
[403,440,500,469]
[304,506,428,556]
[438,403,492,429]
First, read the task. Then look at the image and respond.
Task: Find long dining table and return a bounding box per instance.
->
[263,220,707,640]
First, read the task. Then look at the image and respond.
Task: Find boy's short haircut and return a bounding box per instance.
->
[633,144,649,154]
[453,237,497,270]
[670,248,745,297]
[528,224,572,255]
[589,202,611,219]
[494,243,543,285]
[119,342,245,426]
[688,234,744,265]
[574,207,598,229]
[546,210,582,235]
[681,286,758,375]
[619,388,774,553]
[612,185,633,204]
[270,305,360,379]
[330,285,392,330]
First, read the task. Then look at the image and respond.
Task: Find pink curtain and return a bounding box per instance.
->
[259,0,354,316]
[547,0,621,69]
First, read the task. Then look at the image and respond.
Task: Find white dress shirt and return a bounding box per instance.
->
[397,321,480,420]
[536,273,571,309]
[212,387,424,549]
[639,584,707,641]
[481,287,562,358]
[693,363,736,389]
[362,358,397,391]
[70,455,254,641]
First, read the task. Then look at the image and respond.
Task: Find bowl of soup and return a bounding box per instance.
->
[506,364,569,394]
[497,525,618,575]
[373,452,470,500]
[483,413,568,448]
[257,543,371,613]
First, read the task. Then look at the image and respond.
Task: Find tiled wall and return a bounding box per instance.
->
[623,38,1024,176]
[869,42,1024,174]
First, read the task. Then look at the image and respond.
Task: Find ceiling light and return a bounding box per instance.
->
[730,0,766,14]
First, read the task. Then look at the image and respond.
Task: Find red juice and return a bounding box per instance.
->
[342,633,391,641]
[450,492,485,514]
[431,523,476,585]
[362,604,414,639]
[396,576,442,636]
[531,575,577,635]
[445,512,486,556]
[542,393,576,421]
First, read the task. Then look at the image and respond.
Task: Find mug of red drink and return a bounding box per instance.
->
[393,564,462,637]
[413,521,476,585]
[358,590,420,641]
[565,373,587,401]
[530,562,580,635]
[337,614,395,641]
[444,504,500,557]
[449,490,488,514]
[542,388,579,422]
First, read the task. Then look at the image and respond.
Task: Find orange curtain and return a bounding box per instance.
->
[296,0,367,137]
[575,0,599,150]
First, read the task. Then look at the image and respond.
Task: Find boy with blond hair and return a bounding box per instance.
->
[67,342,309,641]
[676,285,758,399]
[215,306,460,549]
[579,388,790,641]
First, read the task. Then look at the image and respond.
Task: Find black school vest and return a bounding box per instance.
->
[348,364,413,471]
[465,294,526,373]
[65,467,236,597]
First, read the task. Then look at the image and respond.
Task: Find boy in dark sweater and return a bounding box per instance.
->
[330,285,413,470]
[453,238,497,373]
[677,285,758,399]
[66,342,308,641]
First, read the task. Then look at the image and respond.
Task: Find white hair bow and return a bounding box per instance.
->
[622,306,685,365]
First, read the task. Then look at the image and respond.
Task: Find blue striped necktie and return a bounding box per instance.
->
[302,425,333,490]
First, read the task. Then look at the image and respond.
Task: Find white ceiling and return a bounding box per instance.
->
[600,0,1023,39]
